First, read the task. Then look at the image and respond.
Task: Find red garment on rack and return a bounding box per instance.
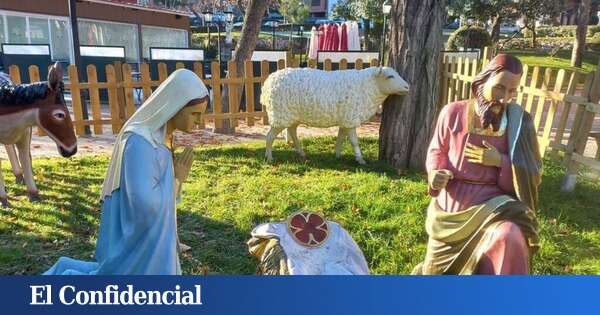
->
[318,25,326,51]
[330,24,339,51]
[340,24,348,52]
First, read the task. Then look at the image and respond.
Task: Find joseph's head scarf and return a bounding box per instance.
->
[100,69,208,200]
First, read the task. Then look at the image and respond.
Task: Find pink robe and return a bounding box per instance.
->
[328,24,339,51]
[340,24,348,51]
[318,25,326,51]
[426,101,529,274]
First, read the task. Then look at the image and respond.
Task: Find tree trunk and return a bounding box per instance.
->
[378,0,446,171]
[237,0,246,16]
[531,23,536,48]
[490,14,502,45]
[571,0,592,68]
[232,0,268,85]
[217,0,268,133]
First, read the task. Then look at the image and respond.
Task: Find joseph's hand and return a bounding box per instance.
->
[464,141,502,167]
[174,147,195,184]
[429,169,453,191]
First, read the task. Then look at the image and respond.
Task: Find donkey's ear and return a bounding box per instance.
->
[48,62,63,91]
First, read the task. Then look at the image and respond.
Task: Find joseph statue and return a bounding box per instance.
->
[413,54,541,275]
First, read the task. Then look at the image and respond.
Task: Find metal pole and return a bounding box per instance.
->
[207,24,211,51]
[300,27,304,65]
[381,15,387,65]
[217,24,221,63]
[272,24,275,50]
[137,23,144,62]
[68,0,91,135]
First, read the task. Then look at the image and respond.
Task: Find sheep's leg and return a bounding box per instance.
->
[287,125,306,158]
[265,126,285,163]
[0,159,8,208]
[15,130,40,202]
[284,129,290,143]
[335,128,347,158]
[347,128,366,165]
[5,145,24,184]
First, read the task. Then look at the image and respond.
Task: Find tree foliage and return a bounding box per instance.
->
[331,0,386,24]
[279,0,311,24]
[447,0,519,21]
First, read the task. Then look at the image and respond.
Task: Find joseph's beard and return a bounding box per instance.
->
[476,86,505,131]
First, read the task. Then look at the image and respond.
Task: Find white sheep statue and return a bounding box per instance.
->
[261,66,409,164]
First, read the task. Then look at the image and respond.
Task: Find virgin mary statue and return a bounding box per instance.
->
[44,69,209,275]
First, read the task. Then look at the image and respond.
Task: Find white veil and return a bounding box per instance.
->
[100,69,208,200]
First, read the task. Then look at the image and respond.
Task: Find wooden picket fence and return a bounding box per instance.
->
[439,47,600,191]
[7,57,379,137]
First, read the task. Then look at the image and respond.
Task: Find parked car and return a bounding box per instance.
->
[444,20,459,30]
[263,20,280,28]
[500,23,520,35]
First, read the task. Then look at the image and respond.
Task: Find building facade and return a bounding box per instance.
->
[0,0,191,64]
[310,0,339,19]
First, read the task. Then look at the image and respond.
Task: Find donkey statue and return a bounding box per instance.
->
[0,63,77,207]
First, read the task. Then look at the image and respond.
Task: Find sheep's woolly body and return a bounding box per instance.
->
[261,68,388,128]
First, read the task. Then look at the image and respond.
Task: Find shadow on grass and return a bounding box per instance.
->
[194,137,412,180]
[0,156,256,275]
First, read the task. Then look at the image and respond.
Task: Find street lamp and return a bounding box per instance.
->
[224,10,235,60]
[224,11,235,24]
[381,0,392,65]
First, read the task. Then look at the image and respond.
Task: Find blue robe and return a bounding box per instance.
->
[44,134,181,275]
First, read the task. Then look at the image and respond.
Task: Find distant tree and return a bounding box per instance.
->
[572,0,592,67]
[279,0,310,24]
[517,0,563,48]
[330,0,386,50]
[332,0,355,21]
[154,0,189,10]
[447,0,518,44]
[280,0,310,51]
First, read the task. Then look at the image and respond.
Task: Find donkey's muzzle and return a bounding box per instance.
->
[59,146,77,158]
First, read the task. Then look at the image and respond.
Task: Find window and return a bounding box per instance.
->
[0,16,5,48]
[50,19,70,61]
[141,26,187,59]
[79,20,139,62]
[29,17,50,44]
[6,15,27,44]
[0,12,71,61]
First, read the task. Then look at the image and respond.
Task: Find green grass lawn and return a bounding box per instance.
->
[1,137,599,274]
[508,50,600,73]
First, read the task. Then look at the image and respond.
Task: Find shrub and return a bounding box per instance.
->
[589,33,600,52]
[523,25,600,38]
[498,37,574,51]
[447,26,492,51]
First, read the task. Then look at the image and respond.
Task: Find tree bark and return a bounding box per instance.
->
[571,0,592,68]
[490,14,502,46]
[217,0,269,133]
[378,0,446,171]
[232,0,268,86]
[530,23,536,48]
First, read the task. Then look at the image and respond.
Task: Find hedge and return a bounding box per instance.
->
[498,36,600,53]
[523,25,600,38]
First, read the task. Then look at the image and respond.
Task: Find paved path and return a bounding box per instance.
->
[0,121,381,159]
